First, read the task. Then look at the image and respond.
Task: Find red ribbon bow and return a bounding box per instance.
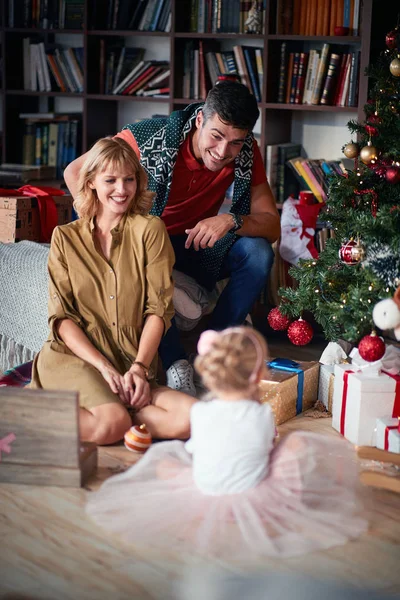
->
[0,185,64,242]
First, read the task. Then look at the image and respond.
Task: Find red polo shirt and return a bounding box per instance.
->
[116,128,266,235]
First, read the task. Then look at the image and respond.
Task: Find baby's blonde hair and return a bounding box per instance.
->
[73,136,155,219]
[194,327,268,394]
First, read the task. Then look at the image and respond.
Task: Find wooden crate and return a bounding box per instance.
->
[0,195,73,243]
[0,388,97,487]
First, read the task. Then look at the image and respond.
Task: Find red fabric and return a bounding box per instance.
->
[384,425,398,450]
[116,129,267,235]
[0,185,64,242]
[382,370,400,418]
[296,202,325,260]
[340,370,354,436]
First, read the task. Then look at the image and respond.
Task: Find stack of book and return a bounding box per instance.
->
[189,0,265,34]
[23,39,83,93]
[277,43,360,107]
[275,0,361,36]
[182,42,263,101]
[90,0,171,32]
[0,164,57,186]
[265,141,347,204]
[20,112,82,180]
[9,0,84,29]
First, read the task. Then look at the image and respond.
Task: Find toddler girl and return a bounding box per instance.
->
[87,327,367,560]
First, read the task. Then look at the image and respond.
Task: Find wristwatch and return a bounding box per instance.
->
[132,361,154,381]
[228,212,244,233]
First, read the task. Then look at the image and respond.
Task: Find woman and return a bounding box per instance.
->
[29,137,196,445]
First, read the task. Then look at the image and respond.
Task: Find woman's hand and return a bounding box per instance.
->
[123,365,152,409]
[98,363,129,404]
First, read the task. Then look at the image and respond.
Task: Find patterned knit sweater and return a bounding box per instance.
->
[122,102,254,284]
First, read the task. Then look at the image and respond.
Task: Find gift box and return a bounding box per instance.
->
[259,358,320,425]
[332,363,400,446]
[318,364,335,412]
[0,187,72,243]
[375,417,400,454]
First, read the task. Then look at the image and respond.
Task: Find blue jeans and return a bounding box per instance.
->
[159,236,275,370]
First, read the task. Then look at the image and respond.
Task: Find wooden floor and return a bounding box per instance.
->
[1,335,400,600]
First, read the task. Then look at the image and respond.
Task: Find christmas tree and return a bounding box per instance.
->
[276,26,400,346]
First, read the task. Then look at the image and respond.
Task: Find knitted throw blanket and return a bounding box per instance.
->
[0,241,49,371]
[123,102,254,283]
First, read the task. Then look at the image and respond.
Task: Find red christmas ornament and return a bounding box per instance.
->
[386,28,399,50]
[367,113,382,125]
[287,318,313,346]
[267,307,291,331]
[365,125,378,137]
[358,332,385,362]
[385,166,400,184]
[338,239,365,264]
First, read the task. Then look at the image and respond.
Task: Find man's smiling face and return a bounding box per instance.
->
[192,111,248,172]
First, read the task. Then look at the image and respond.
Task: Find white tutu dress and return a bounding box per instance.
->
[86,399,367,560]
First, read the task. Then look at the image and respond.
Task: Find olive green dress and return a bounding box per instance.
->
[29,213,175,409]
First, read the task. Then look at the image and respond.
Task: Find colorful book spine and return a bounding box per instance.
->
[289,52,300,104]
[310,43,330,105]
[277,42,287,103]
[294,52,308,104]
[320,53,341,105]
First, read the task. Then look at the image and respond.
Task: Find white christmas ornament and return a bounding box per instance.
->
[373,298,400,341]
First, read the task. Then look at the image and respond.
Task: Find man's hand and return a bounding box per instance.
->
[185,214,233,250]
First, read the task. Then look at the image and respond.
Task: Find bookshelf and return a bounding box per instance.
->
[0,0,376,174]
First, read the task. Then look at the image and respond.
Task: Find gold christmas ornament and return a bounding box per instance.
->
[360,141,378,164]
[343,142,359,159]
[389,57,400,77]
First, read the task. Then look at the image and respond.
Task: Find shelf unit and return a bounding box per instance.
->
[0,0,374,166]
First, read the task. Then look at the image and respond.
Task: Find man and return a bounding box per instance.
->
[64,81,280,397]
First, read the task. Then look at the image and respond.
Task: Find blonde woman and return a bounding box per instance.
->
[30,137,196,445]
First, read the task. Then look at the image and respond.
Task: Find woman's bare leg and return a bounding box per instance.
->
[134,386,197,440]
[79,403,132,445]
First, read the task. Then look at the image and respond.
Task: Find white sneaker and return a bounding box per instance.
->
[166,359,197,397]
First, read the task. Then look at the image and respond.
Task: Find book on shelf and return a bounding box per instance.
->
[337,53,352,106]
[0,164,57,184]
[232,45,251,92]
[302,48,317,104]
[277,142,303,203]
[294,52,308,104]
[320,52,341,105]
[242,47,261,102]
[347,50,360,107]
[285,52,294,104]
[310,43,330,105]
[277,42,287,103]
[265,144,279,201]
[254,48,263,100]
[289,52,300,104]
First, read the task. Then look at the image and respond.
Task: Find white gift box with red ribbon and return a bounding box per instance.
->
[332,363,399,445]
[375,417,400,454]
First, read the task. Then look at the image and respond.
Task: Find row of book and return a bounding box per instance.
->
[23,39,84,93]
[276,0,361,36]
[182,43,263,102]
[90,0,171,32]
[266,142,346,203]
[99,43,170,96]
[21,113,82,179]
[8,0,84,29]
[277,43,360,107]
[189,0,264,34]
